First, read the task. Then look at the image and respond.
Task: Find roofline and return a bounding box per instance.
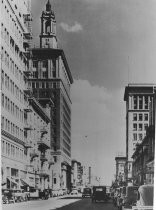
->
[124,83,156,101]
[31,48,73,84]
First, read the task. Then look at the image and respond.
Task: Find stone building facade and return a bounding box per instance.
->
[124,84,155,183]
[27,1,73,191]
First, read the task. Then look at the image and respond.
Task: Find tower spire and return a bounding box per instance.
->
[46,0,51,12]
[40,0,57,49]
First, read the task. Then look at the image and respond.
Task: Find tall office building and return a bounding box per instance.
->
[124,84,155,182]
[28,1,73,191]
[1,0,33,189]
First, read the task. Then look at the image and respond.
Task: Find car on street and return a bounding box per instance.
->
[82,187,92,198]
[132,184,153,210]
[70,188,78,195]
[92,186,107,203]
[121,186,138,210]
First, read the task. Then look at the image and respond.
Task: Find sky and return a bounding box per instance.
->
[31,0,156,185]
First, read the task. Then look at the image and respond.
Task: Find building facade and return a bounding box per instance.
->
[27,1,73,191]
[1,0,32,189]
[115,156,127,186]
[71,160,83,188]
[132,91,155,185]
[124,84,155,183]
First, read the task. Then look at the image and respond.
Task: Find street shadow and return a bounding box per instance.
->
[60,196,83,199]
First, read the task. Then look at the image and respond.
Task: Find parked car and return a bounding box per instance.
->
[58,189,64,196]
[70,189,78,195]
[52,189,59,197]
[116,186,126,209]
[122,186,138,210]
[82,187,92,198]
[29,189,39,199]
[132,185,153,210]
[2,189,15,204]
[92,186,107,203]
[62,188,67,195]
[13,189,28,202]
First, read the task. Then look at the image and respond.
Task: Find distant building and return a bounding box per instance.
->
[28,1,73,191]
[71,160,83,188]
[115,156,127,185]
[124,84,155,183]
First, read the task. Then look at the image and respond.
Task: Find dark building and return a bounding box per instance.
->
[28,0,73,191]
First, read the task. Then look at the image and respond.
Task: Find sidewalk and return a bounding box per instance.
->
[2,195,82,210]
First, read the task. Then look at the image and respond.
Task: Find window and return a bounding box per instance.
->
[133,133,137,141]
[54,178,57,184]
[139,96,143,109]
[144,124,148,131]
[42,60,48,68]
[1,93,4,107]
[1,116,4,129]
[138,133,143,141]
[53,156,57,163]
[133,124,137,131]
[139,124,142,131]
[33,61,38,68]
[144,114,148,121]
[144,96,149,109]
[139,114,143,121]
[1,70,4,85]
[133,113,137,121]
[133,96,137,109]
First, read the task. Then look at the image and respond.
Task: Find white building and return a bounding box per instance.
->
[1,0,32,190]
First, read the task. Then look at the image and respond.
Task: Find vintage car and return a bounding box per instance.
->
[121,186,139,210]
[82,187,92,198]
[2,189,15,204]
[92,186,107,203]
[132,185,153,210]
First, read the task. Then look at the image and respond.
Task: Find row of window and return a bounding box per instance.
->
[1,46,25,82]
[1,93,24,123]
[133,113,148,122]
[30,81,60,89]
[132,96,149,110]
[63,140,71,152]
[63,147,71,157]
[1,116,24,141]
[133,113,148,121]
[1,71,25,104]
[133,133,146,141]
[2,139,24,160]
[133,123,148,131]
[2,2,23,47]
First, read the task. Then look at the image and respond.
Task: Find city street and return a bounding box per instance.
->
[2,196,116,210]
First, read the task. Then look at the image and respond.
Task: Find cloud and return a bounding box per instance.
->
[60,22,83,33]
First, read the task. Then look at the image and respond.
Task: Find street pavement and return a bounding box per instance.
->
[2,195,82,210]
[2,196,117,210]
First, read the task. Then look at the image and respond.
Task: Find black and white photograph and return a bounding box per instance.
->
[0,0,155,210]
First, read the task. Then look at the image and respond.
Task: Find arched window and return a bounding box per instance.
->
[45,20,51,33]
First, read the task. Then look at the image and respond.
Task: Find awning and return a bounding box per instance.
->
[20,179,34,188]
[7,177,19,186]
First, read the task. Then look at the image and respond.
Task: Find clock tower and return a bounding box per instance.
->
[40,0,58,49]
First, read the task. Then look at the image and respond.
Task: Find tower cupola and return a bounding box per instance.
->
[40,0,58,49]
